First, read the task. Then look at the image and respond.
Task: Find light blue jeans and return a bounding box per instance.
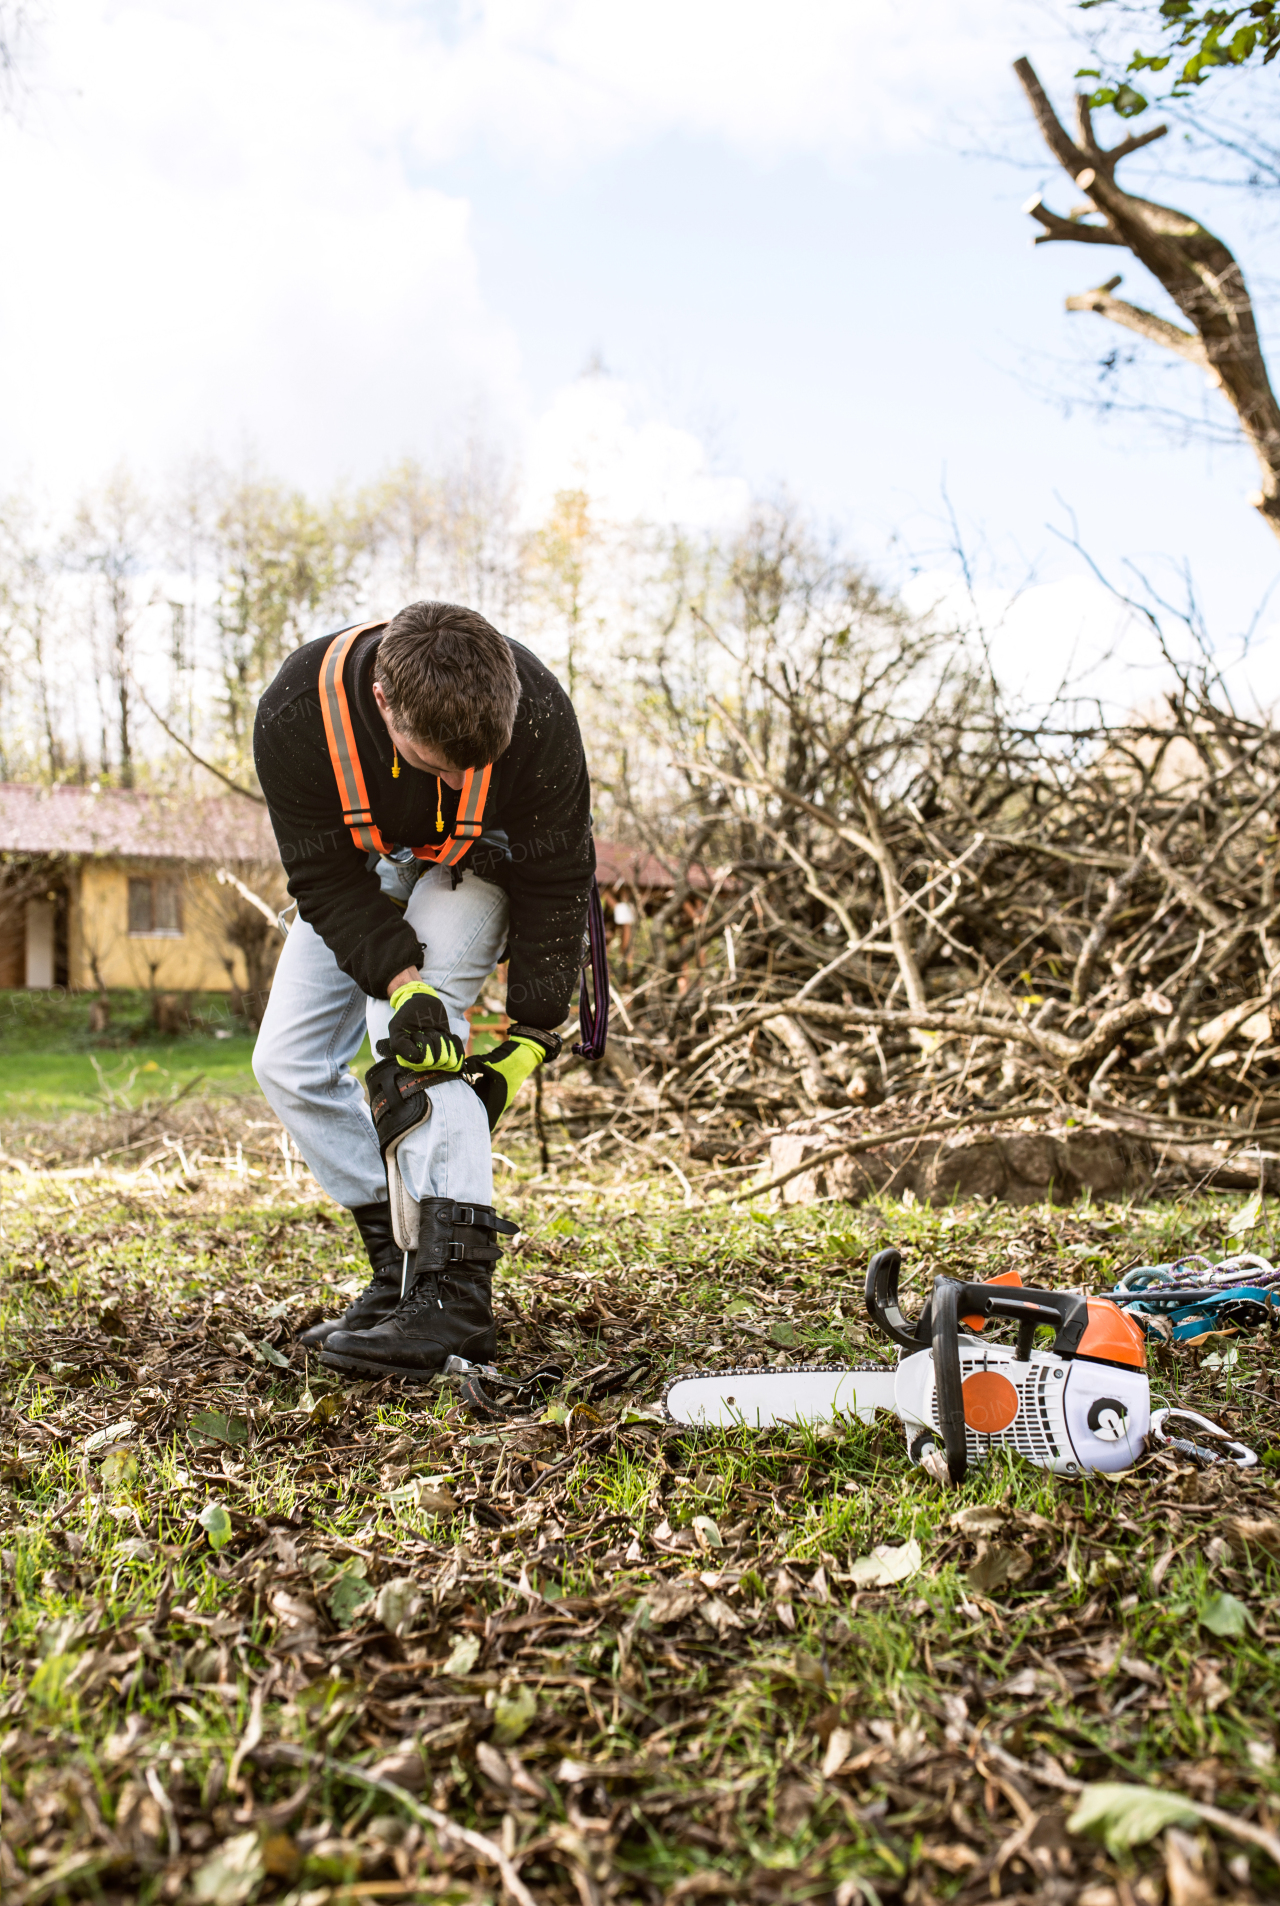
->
[252,864,509,1211]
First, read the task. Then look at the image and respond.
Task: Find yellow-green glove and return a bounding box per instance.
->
[383,982,466,1074]
[463,1024,562,1130]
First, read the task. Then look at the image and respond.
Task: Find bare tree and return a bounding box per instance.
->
[183,861,287,1026]
[360,458,444,601]
[0,2,38,118]
[0,495,69,782]
[438,432,521,621]
[524,488,598,699]
[212,469,360,775]
[1015,57,1280,543]
[70,468,153,788]
[162,455,223,752]
[355,437,521,626]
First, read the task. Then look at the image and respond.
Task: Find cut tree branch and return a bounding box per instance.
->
[1023,194,1125,247]
[850,767,928,1013]
[665,988,1171,1087]
[1070,852,1147,1007]
[256,1743,537,1906]
[1102,123,1171,165]
[1063,287,1208,366]
[137,688,266,804]
[215,867,283,931]
[714,1099,1058,1205]
[762,1013,845,1108]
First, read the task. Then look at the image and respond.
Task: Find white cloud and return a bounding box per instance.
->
[397,0,1050,168]
[520,372,749,529]
[0,0,1056,497]
[3,0,525,490]
[900,569,1280,717]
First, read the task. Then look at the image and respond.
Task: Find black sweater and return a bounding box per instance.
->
[253,626,594,1028]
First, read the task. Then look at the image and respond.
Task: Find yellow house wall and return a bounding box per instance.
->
[76,861,250,992]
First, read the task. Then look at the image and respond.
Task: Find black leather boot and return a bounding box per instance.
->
[297,1200,406,1350]
[320,1198,517,1380]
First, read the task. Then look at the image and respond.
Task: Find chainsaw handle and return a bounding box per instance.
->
[930,1278,969,1485]
[865,1248,1088,1368]
[864,1247,928,1351]
[952,1285,1088,1359]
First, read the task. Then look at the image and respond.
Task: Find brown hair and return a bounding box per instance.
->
[374,601,520,767]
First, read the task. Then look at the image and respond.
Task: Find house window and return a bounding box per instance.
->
[128,877,184,937]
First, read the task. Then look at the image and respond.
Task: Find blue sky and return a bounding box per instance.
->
[3,0,1278,700]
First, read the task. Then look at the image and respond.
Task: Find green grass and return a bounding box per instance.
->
[0,988,376,1116]
[3,1162,1280,1902]
[0,1042,263,1116]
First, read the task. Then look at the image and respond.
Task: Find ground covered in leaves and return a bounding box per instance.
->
[4,1163,1280,1905]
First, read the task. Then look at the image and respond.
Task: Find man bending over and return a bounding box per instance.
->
[252,601,593,1379]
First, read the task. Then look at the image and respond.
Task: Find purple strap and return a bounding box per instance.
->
[573,874,610,1060]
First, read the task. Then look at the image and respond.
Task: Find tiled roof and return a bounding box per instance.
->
[0,783,279,863]
[595,839,713,891]
[0,784,709,888]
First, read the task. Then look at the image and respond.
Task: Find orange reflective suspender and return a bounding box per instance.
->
[434,757,492,868]
[320,622,386,855]
[319,623,492,866]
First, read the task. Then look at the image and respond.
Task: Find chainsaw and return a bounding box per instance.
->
[662,1248,1151,1483]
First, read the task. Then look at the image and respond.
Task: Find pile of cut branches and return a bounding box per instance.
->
[596,607,1280,1191]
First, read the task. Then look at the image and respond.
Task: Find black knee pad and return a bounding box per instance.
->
[367,1053,434,1167]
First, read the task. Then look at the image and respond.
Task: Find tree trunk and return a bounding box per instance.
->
[1015,56,1280,545]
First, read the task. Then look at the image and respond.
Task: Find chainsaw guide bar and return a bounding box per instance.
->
[663,1363,898,1431]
